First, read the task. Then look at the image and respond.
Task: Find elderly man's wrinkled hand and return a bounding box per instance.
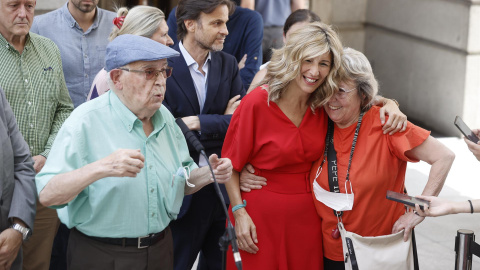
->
[102,149,145,178]
[392,211,425,242]
[239,163,267,192]
[209,154,232,183]
[0,228,23,270]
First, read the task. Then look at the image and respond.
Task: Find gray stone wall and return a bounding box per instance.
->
[365,0,480,136]
[35,0,119,14]
[35,0,65,15]
[311,0,367,52]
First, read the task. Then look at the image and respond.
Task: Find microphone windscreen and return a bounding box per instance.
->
[175,118,205,152]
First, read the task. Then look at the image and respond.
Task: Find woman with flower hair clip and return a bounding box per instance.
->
[87,5,174,100]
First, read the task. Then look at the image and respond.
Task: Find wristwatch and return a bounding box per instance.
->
[11,223,31,241]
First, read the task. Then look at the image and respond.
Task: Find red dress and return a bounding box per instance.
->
[222,87,328,270]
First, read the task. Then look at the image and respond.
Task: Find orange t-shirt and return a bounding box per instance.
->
[310,106,430,261]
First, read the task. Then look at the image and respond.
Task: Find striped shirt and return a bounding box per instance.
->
[0,33,73,157]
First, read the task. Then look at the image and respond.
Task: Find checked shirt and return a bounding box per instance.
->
[0,33,73,157]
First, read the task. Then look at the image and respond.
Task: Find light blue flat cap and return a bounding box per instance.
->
[105,34,180,71]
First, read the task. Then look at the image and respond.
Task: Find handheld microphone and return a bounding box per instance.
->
[175,118,205,153]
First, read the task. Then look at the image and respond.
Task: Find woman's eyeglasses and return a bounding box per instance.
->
[118,67,173,80]
[335,87,356,99]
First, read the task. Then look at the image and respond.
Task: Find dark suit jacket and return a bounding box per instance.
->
[0,86,36,270]
[164,44,245,218]
[167,6,263,89]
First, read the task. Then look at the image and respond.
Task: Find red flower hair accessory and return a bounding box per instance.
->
[113,16,126,29]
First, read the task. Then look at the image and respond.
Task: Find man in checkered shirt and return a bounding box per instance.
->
[0,1,74,269]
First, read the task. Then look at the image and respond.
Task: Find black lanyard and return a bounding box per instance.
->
[318,112,364,217]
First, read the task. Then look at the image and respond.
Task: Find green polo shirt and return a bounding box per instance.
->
[36,90,198,237]
[0,32,73,157]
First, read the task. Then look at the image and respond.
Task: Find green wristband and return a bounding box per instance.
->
[232,200,247,213]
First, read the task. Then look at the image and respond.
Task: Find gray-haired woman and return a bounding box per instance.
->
[310,48,455,269]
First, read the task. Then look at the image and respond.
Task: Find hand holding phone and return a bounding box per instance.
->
[454,116,479,143]
[386,190,430,210]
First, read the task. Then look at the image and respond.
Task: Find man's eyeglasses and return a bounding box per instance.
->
[118,67,173,80]
[335,87,356,99]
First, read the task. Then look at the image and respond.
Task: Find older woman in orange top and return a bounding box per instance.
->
[310,48,455,269]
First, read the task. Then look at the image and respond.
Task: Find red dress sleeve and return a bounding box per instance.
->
[222,87,266,172]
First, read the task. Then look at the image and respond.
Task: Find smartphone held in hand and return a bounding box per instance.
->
[454,116,479,143]
[386,190,430,210]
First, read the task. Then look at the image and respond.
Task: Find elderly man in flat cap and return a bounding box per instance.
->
[35,34,233,270]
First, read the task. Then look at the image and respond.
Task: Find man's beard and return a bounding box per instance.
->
[196,37,224,52]
[72,1,97,13]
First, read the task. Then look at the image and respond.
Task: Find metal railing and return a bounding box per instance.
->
[455,229,480,270]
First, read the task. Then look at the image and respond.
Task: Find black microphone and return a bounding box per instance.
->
[229,223,243,270]
[175,118,205,153]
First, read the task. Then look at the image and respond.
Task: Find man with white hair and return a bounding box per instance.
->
[0,0,74,269]
[36,34,233,270]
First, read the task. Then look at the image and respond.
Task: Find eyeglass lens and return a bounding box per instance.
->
[336,87,354,99]
[145,68,172,80]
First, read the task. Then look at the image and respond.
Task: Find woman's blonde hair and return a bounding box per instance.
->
[259,22,344,110]
[109,6,165,41]
[341,47,378,111]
